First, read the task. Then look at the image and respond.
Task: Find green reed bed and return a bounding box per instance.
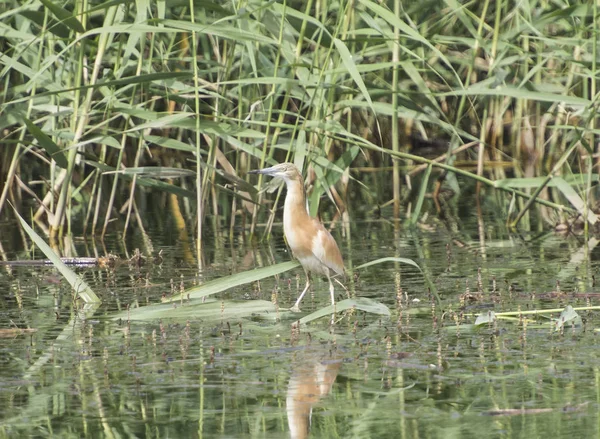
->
[0,0,598,250]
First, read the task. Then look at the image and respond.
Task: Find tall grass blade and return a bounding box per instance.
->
[115,299,276,322]
[441,85,592,107]
[495,174,600,189]
[104,167,196,179]
[333,37,375,111]
[410,164,432,224]
[552,176,598,225]
[39,0,85,33]
[11,206,100,303]
[163,260,301,302]
[84,160,197,199]
[22,117,68,168]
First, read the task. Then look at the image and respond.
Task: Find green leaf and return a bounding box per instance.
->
[552,176,598,225]
[85,161,197,199]
[39,0,85,33]
[11,206,99,304]
[333,37,375,110]
[24,72,194,101]
[124,113,193,133]
[357,0,457,80]
[23,117,68,169]
[355,257,421,272]
[410,164,432,224]
[78,135,122,150]
[145,135,196,153]
[439,85,591,108]
[19,10,70,38]
[130,177,195,198]
[494,174,599,189]
[105,166,196,179]
[553,305,583,332]
[158,19,278,44]
[271,2,333,48]
[114,299,277,322]
[474,311,496,326]
[164,261,301,302]
[298,298,390,325]
[335,100,479,143]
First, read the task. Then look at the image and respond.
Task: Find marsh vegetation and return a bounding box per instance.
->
[0,0,599,437]
[1,0,598,245]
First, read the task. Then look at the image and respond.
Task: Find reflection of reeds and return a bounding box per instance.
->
[1,0,598,249]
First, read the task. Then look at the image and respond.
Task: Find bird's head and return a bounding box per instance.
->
[248,162,302,183]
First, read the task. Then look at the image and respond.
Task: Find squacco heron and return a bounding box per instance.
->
[249,163,344,312]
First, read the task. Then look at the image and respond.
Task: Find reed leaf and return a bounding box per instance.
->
[84,160,197,199]
[356,257,421,272]
[39,0,85,33]
[410,164,432,225]
[553,305,582,332]
[333,37,375,112]
[11,206,99,303]
[3,0,598,237]
[495,174,600,189]
[114,299,277,322]
[441,85,592,108]
[163,261,301,303]
[552,176,598,225]
[104,167,196,179]
[22,117,68,168]
[298,298,390,325]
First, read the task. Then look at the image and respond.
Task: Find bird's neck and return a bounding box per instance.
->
[283,179,309,222]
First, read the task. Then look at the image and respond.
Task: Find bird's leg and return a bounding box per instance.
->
[290,270,311,312]
[327,274,335,307]
[327,273,336,326]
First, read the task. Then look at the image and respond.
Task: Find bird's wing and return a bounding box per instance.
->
[311,222,344,276]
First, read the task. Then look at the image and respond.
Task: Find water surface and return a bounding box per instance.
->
[0,216,599,438]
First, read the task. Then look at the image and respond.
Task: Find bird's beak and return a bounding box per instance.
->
[248,166,277,176]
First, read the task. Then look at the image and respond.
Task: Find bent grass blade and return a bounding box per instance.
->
[163,260,301,303]
[124,257,420,322]
[355,257,421,271]
[298,298,391,325]
[115,299,277,322]
[12,205,100,303]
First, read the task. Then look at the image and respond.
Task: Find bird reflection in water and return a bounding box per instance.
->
[286,344,342,439]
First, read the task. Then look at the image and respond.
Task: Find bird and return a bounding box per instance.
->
[249,163,344,312]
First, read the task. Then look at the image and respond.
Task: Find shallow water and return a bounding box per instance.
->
[1,216,600,438]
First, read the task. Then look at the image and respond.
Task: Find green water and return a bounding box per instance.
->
[1,217,599,438]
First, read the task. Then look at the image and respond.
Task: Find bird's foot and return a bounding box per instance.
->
[289,305,301,313]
